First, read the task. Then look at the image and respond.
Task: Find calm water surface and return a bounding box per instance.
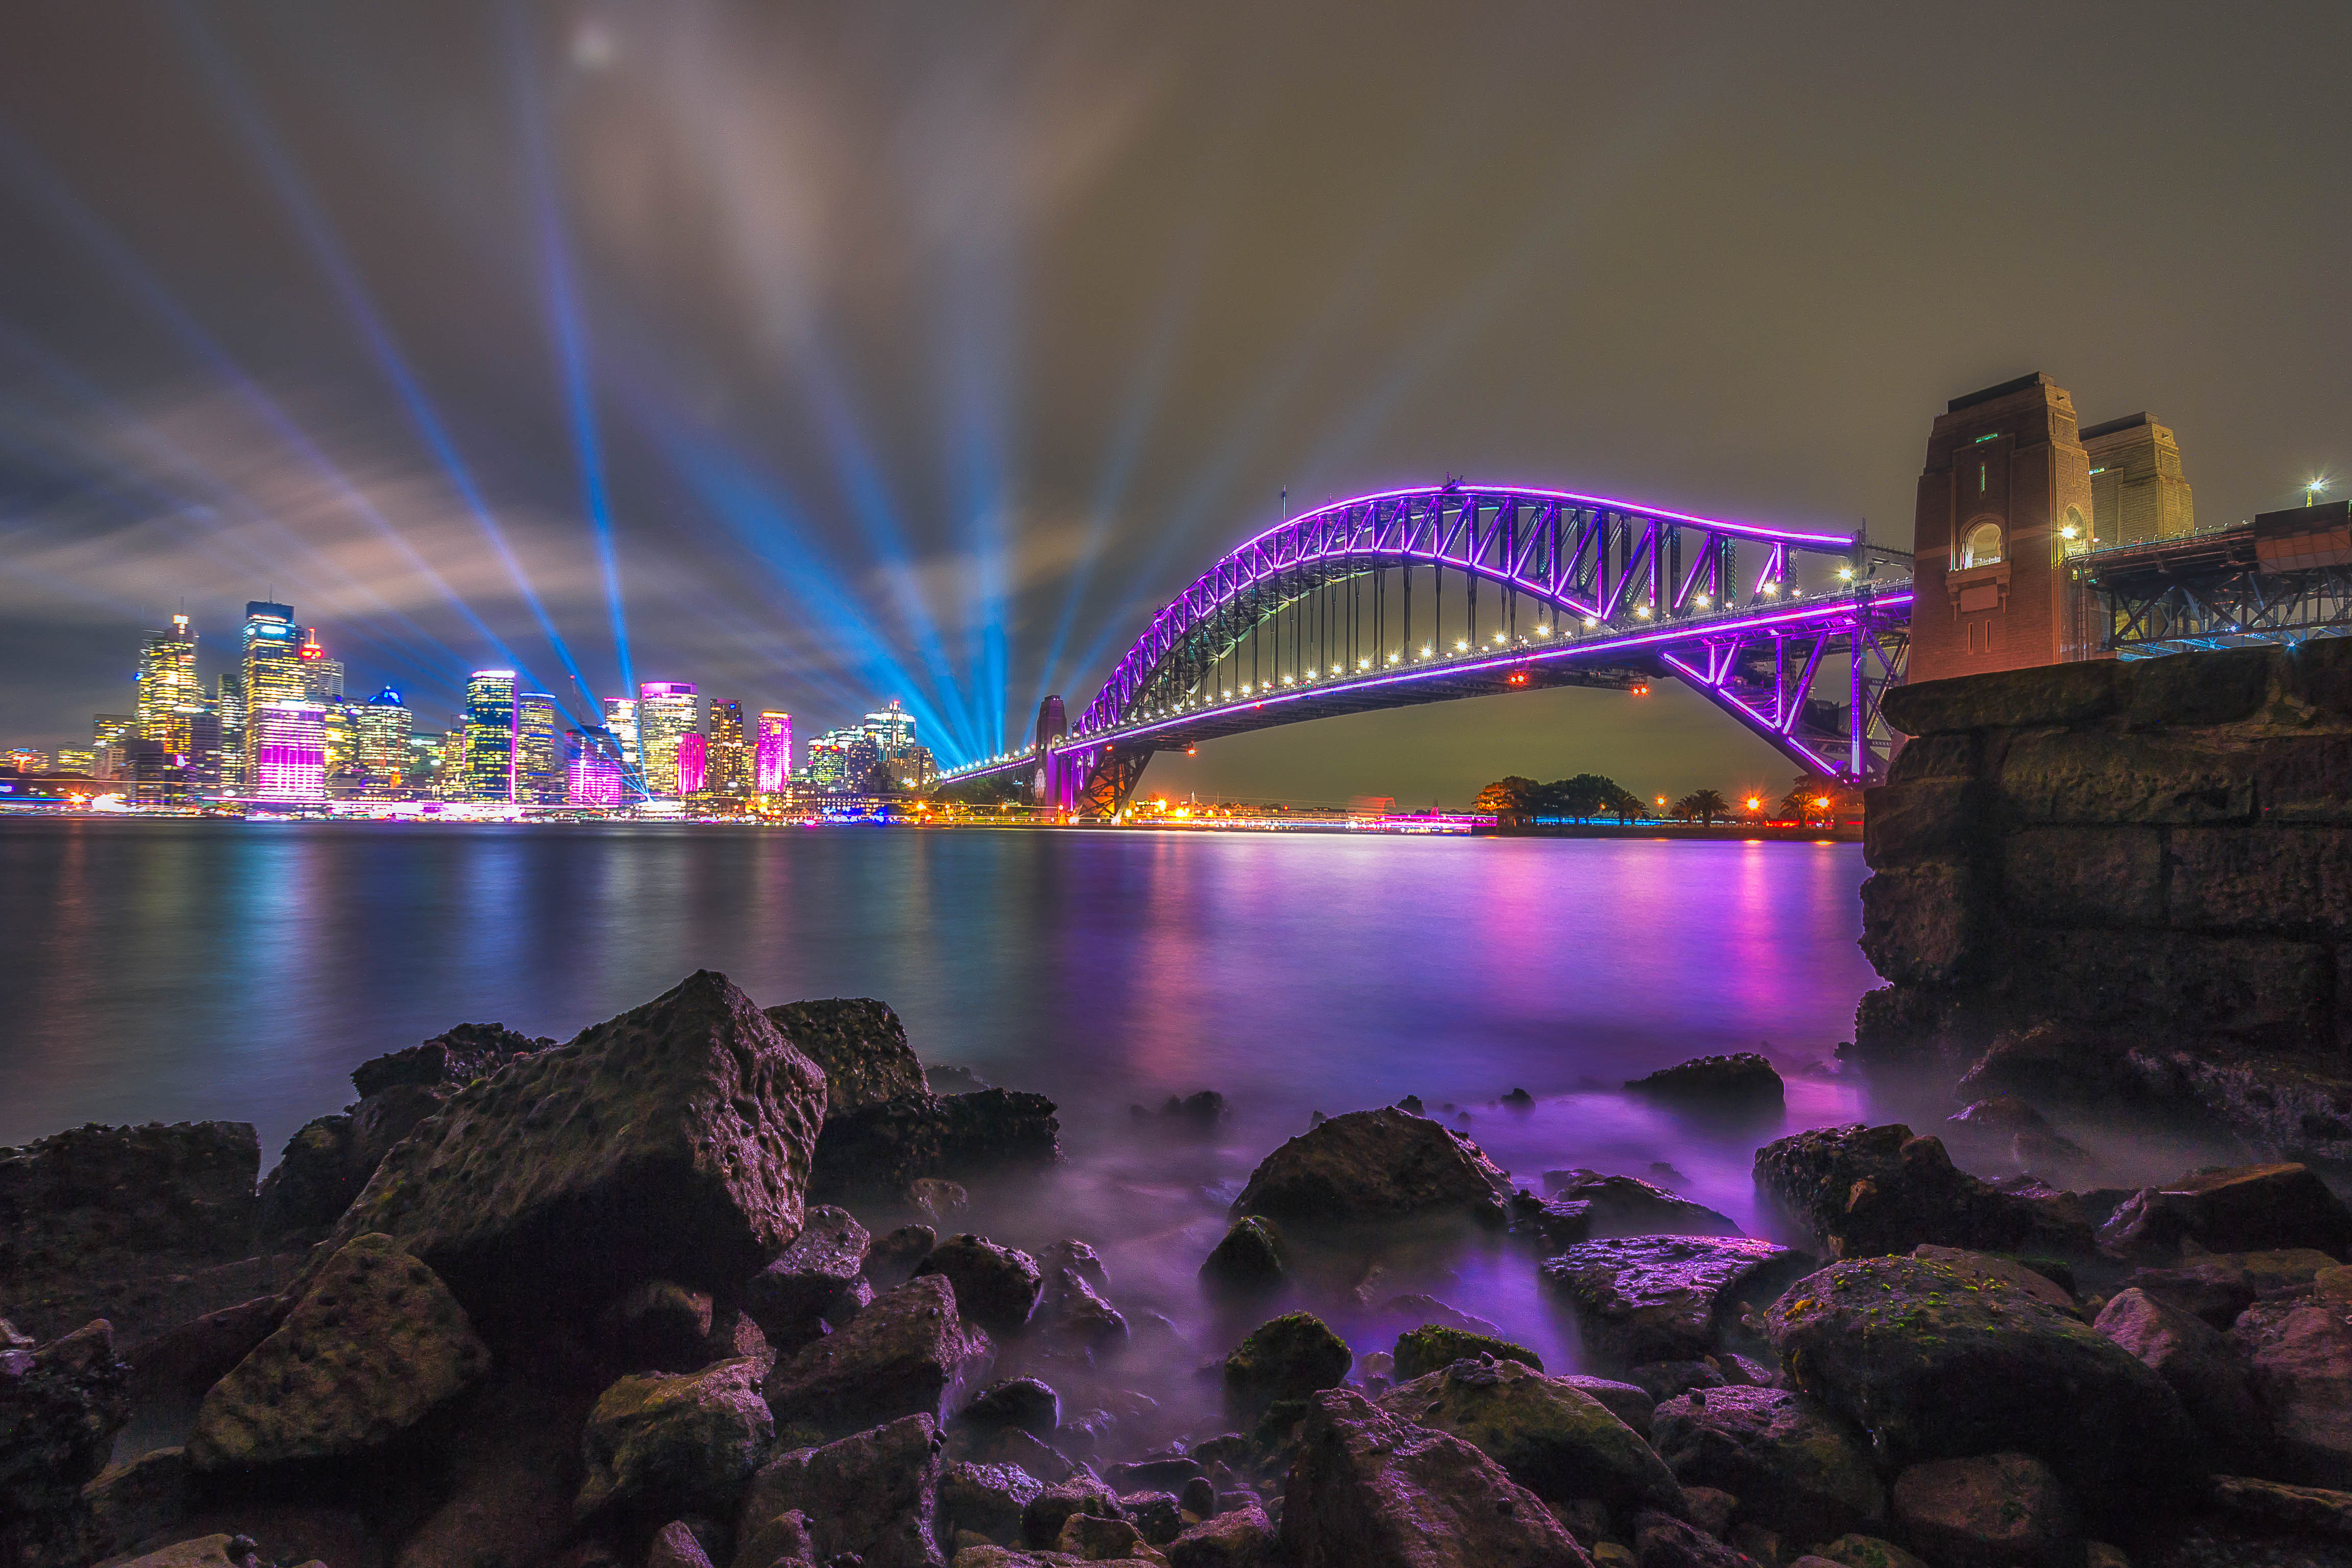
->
[2,819,1894,1392]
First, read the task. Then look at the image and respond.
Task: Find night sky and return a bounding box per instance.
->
[2,4,2346,804]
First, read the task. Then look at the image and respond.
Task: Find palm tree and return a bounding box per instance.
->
[1685,788,1729,825]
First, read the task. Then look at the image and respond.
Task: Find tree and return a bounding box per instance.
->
[1777,775,1854,826]
[1539,772,1631,823]
[1472,775,1541,825]
[935,772,1032,806]
[1683,788,1729,825]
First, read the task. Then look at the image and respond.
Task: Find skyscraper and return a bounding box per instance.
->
[755,712,792,793]
[637,682,698,796]
[216,673,244,765]
[356,689,413,790]
[462,670,519,804]
[567,727,626,806]
[707,700,747,794]
[91,714,135,779]
[516,692,563,804]
[239,602,304,790]
[676,731,709,796]
[136,615,201,749]
[250,701,327,803]
[299,627,344,702]
[863,700,915,753]
[601,697,640,780]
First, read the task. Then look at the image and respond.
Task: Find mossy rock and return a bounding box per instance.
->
[1223,1313,1351,1421]
[1392,1326,1542,1381]
[1378,1357,1681,1514]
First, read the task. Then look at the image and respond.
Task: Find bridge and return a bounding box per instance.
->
[940,483,1916,816]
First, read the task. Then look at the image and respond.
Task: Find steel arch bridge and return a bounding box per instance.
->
[941,483,1913,816]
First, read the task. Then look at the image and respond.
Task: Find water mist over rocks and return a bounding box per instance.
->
[3,971,2351,1568]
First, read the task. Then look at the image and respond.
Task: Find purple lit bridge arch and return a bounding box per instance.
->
[941,483,1913,815]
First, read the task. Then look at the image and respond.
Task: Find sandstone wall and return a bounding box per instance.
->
[1859,640,2352,1165]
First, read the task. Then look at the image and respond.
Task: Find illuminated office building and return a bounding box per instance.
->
[462,670,519,804]
[568,727,626,806]
[892,744,939,792]
[136,616,201,749]
[707,699,747,794]
[437,728,465,789]
[251,701,327,803]
[637,681,698,796]
[676,731,709,796]
[755,712,792,793]
[55,748,96,774]
[216,674,243,763]
[357,690,413,790]
[180,706,224,788]
[92,714,135,779]
[863,700,915,753]
[299,628,344,702]
[601,697,640,778]
[239,602,304,789]
[517,692,563,804]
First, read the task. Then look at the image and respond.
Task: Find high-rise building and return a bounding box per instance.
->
[2082,413,2195,548]
[755,712,793,793]
[136,615,201,748]
[216,673,244,765]
[676,731,709,796]
[892,744,939,793]
[637,682,699,796]
[863,700,916,753]
[804,732,848,790]
[92,714,135,779]
[250,701,327,803]
[601,697,641,781]
[239,602,304,790]
[462,670,519,804]
[357,689,413,789]
[517,693,563,804]
[180,706,224,789]
[299,628,344,702]
[707,700,747,794]
[436,728,465,789]
[323,700,360,776]
[568,727,626,806]
[55,748,96,774]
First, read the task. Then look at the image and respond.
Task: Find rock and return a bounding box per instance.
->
[1542,1236,1812,1364]
[1946,1096,2050,1136]
[1039,1240,1109,1290]
[1230,1109,1512,1226]
[762,997,927,1113]
[577,1356,773,1521]
[254,1115,362,1246]
[1753,1124,2093,1260]
[188,1234,489,1472]
[648,1519,716,1568]
[2206,1473,2352,1538]
[351,1021,551,1097]
[317,972,827,1327]
[1155,1091,1229,1132]
[2094,1288,2267,1458]
[1223,1313,1352,1424]
[940,1461,1047,1545]
[599,1280,718,1374]
[810,1089,1061,1200]
[1814,1536,1928,1568]
[106,1533,260,1568]
[2098,1164,2352,1258]
[733,1412,944,1568]
[1392,1327,1543,1381]
[1768,1254,2199,1504]
[1058,1511,1151,1558]
[965,1378,1061,1436]
[1369,1294,1502,1341]
[1118,1490,1183,1544]
[1624,1361,1726,1404]
[1623,1054,1784,1111]
[1908,1246,2079,1315]
[917,1237,1044,1336]
[83,1444,193,1557]
[909,1177,972,1223]
[2232,1296,2352,1486]
[763,1275,991,1442]
[0,1318,128,1568]
[2120,1248,2340,1328]
[1891,1452,2075,1568]
[1526,1172,1744,1247]
[1378,1357,1683,1515]
[1650,1385,1886,1542]
[1631,1511,1755,1567]
[870,1223,941,1282]
[1167,1504,1273,1568]
[1282,1388,1592,1566]
[1200,1219,1285,1292]
[1033,1264,1128,1356]
[1022,1476,1123,1546]
[389,1377,589,1568]
[744,1205,870,1343]
[1558,1376,1656,1439]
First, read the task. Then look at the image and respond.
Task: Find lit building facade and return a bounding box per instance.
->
[299,628,344,702]
[676,731,709,796]
[356,690,413,790]
[92,714,135,779]
[568,727,626,806]
[239,602,304,790]
[708,699,747,794]
[462,670,519,804]
[136,616,201,748]
[517,692,564,804]
[637,681,698,796]
[863,700,915,753]
[251,701,328,803]
[601,697,640,781]
[755,712,792,793]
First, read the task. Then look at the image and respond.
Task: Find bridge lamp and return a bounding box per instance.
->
[1332,664,1342,674]
[1535,625,1549,636]
[1455,639,1469,652]
[1694,594,1710,608]
[1747,797,1760,812]
[1360,658,1371,669]
[1583,616,1598,628]
[1635,606,1652,619]
[1763,582,1780,596]
[1420,646,1433,658]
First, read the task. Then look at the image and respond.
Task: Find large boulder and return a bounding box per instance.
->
[2231,1295,2352,1487]
[2093,1288,2267,1460]
[914,1236,1042,1336]
[253,1114,363,1246]
[1753,1124,2093,1259]
[1623,1054,1785,1111]
[0,1319,128,1568]
[1281,1388,1593,1566]
[762,998,927,1113]
[1889,1453,2076,1568]
[187,1233,489,1472]
[733,1412,944,1568]
[1767,1255,2199,1505]
[808,1089,1060,1200]
[938,1458,1046,1545]
[577,1356,774,1521]
[2098,1163,2352,1259]
[1393,1327,1541,1381]
[1168,1503,1276,1568]
[1378,1357,1684,1516]
[1232,1108,1512,1226]
[1541,1236,1813,1364]
[316,971,826,1325]
[1200,1217,1286,1292]
[1526,1171,1744,1248]
[762,1275,991,1442]
[1650,1386,1886,1544]
[2121,1248,2340,1328]
[350,1021,552,1098]
[1224,1313,1352,1424]
[743,1205,869,1344]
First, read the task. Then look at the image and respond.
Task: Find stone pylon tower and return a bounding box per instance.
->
[1910,373,2097,682]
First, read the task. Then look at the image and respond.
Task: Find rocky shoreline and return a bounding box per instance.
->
[5,975,2351,1568]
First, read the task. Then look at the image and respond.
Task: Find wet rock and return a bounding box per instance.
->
[940,1460,1046,1544]
[1625,1361,1727,1404]
[1059,1511,1152,1558]
[946,1422,1080,1485]
[1526,1172,1745,1247]
[577,1356,773,1522]
[1040,1239,1109,1290]
[1230,1108,1512,1226]
[809,1089,1061,1200]
[1650,1385,1886,1543]
[1753,1124,2093,1260]
[2094,1288,2267,1459]
[2098,1163,2352,1259]
[744,1205,869,1344]
[1767,1254,2198,1504]
[108,1533,263,1568]
[1623,1052,1785,1111]
[1814,1535,1929,1568]
[1179,1474,1216,1516]
[1167,1503,1274,1568]
[1890,1452,2076,1568]
[2120,1248,2340,1328]
[2231,1296,2352,1486]
[2205,1473,2352,1540]
[254,1114,362,1246]
[1223,1313,1352,1424]
[909,1177,972,1224]
[1156,1090,1230,1131]
[734,1411,944,1568]
[1379,1357,1683,1515]
[916,1236,1044,1337]
[599,1280,717,1373]
[762,1275,991,1442]
[1022,1476,1123,1546]
[1631,1510,1755,1568]
[1541,1236,1813,1364]
[964,1377,1061,1436]
[1503,1088,1536,1109]
[318,971,827,1326]
[1032,1264,1128,1357]
[350,1021,550,1097]
[1946,1095,2050,1136]
[1200,1218,1285,1292]
[0,1318,128,1568]
[869,1223,940,1283]
[1907,1245,2079,1315]
[389,1376,589,1568]
[1282,1388,1591,1566]
[1392,1326,1542,1381]
[1370,1293,1502,1341]
[1559,1376,1656,1439]
[1117,1489,1183,1544]
[188,1234,489,1473]
[648,1520,715,1568]
[762,997,927,1113]
[1679,1487,1737,1537]
[83,1444,193,1558]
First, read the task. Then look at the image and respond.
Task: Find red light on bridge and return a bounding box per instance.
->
[1185,747,1197,756]
[1506,669,1530,687]
[1631,683,1651,697]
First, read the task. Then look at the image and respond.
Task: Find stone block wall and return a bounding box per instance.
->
[1859,641,2352,1164]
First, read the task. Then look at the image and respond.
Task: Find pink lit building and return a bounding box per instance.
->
[251,701,327,802]
[676,731,708,795]
[755,711,792,793]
